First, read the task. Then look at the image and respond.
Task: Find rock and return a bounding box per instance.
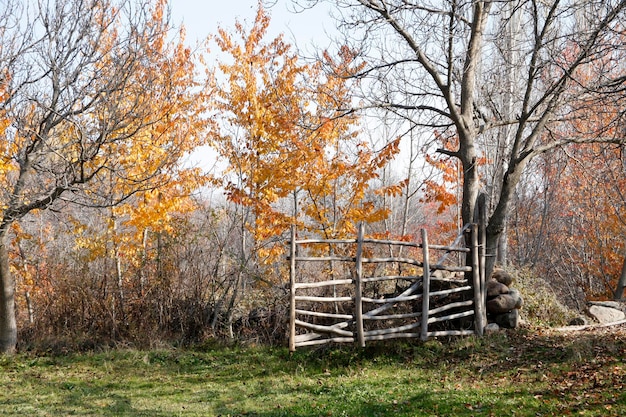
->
[586,305,625,324]
[494,309,519,329]
[487,294,519,314]
[486,279,509,298]
[568,316,589,326]
[484,323,500,334]
[491,268,513,286]
[588,300,626,312]
[508,288,523,309]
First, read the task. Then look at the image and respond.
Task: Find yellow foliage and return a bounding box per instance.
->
[209,3,402,265]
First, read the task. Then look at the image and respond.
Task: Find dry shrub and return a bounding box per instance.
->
[510,267,575,327]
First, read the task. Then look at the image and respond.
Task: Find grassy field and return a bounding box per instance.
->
[1,327,625,416]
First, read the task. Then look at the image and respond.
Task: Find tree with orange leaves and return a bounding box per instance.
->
[511,104,626,303]
[505,27,626,304]
[209,4,401,262]
[0,0,205,354]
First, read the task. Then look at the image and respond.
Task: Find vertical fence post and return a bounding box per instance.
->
[354,222,365,347]
[289,225,297,352]
[420,228,430,341]
[478,194,488,328]
[472,224,486,336]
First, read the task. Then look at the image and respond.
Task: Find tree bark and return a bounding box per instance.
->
[614,251,626,301]
[0,230,17,354]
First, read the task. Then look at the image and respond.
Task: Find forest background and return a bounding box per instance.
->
[1,0,626,354]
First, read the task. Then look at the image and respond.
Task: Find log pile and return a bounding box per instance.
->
[486,269,523,329]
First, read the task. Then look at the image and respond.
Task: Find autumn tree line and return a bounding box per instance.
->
[0,0,625,354]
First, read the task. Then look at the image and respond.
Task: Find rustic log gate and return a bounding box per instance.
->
[288,223,487,351]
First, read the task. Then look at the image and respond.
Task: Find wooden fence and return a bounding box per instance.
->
[288,223,487,351]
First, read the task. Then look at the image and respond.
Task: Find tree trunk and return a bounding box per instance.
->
[461,153,480,230]
[497,223,508,267]
[0,230,17,354]
[614,252,626,301]
[483,233,499,283]
[484,157,531,279]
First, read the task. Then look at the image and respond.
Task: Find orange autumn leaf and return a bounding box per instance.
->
[209,4,401,261]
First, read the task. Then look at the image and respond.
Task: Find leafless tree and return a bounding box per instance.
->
[0,0,193,354]
[297,0,626,279]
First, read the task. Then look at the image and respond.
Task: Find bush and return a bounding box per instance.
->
[510,267,575,327]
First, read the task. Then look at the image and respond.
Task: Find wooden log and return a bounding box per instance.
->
[427,300,473,316]
[295,295,353,302]
[294,322,352,343]
[295,309,353,320]
[293,279,353,289]
[428,309,474,324]
[431,277,469,284]
[302,226,469,329]
[421,229,431,341]
[296,337,355,347]
[429,286,472,297]
[361,294,423,304]
[360,257,423,266]
[362,275,421,283]
[431,265,472,273]
[472,224,486,336]
[478,194,488,330]
[293,256,354,262]
[289,225,297,352]
[364,333,422,341]
[361,238,421,247]
[295,319,354,337]
[360,278,422,319]
[427,244,471,252]
[357,239,471,252]
[354,222,365,347]
[554,318,626,332]
[294,333,323,343]
[363,311,422,320]
[427,329,475,337]
[429,223,472,268]
[295,238,356,245]
[293,238,470,252]
[289,224,478,350]
[363,321,421,336]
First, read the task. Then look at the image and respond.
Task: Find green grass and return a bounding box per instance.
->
[1,328,625,416]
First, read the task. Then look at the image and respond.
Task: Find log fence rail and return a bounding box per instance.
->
[289,223,487,351]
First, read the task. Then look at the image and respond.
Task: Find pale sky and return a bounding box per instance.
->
[170,0,337,50]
